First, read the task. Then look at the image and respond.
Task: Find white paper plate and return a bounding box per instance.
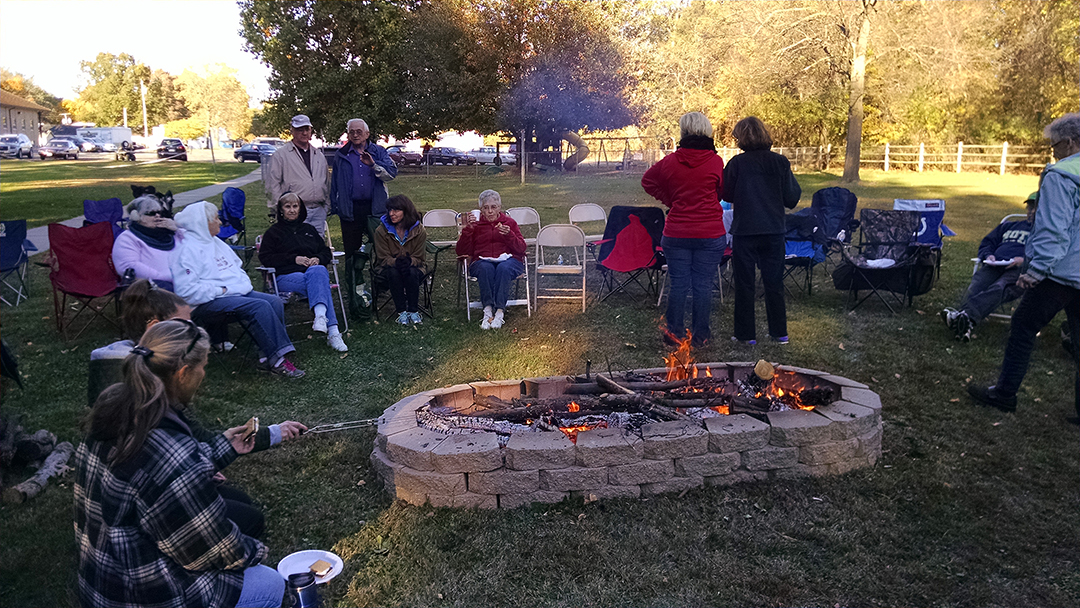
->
[277,549,343,584]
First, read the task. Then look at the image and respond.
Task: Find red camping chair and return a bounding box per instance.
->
[596,207,665,303]
[47,222,121,339]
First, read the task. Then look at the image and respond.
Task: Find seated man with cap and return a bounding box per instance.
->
[266,114,331,237]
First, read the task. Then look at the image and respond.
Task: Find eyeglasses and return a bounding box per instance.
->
[347,129,367,135]
[144,210,165,218]
[181,319,201,356]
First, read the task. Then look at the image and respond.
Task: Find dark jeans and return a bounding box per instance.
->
[378,265,424,313]
[219,484,265,539]
[732,234,787,341]
[996,279,1079,414]
[661,236,724,343]
[960,265,1022,323]
[339,201,374,261]
[192,291,294,365]
[470,258,525,310]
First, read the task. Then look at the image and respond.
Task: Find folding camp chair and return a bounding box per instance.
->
[894,198,952,295]
[219,187,255,267]
[534,224,587,312]
[656,209,732,306]
[506,206,541,255]
[596,206,665,303]
[47,222,122,339]
[832,209,922,313]
[254,235,350,333]
[0,220,36,306]
[970,213,1029,322]
[783,208,827,296]
[810,187,859,268]
[83,198,126,240]
[463,255,531,320]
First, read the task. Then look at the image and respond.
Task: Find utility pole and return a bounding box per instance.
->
[123,107,128,127]
[140,79,148,138]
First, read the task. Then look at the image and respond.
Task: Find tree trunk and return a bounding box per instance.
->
[841,2,872,183]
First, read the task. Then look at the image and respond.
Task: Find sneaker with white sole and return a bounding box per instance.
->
[270,359,305,378]
[212,341,235,353]
[312,315,328,333]
[481,313,494,330]
[327,333,348,352]
[940,308,959,331]
[955,312,973,342]
[409,312,422,325]
[490,310,505,329]
[396,311,410,325]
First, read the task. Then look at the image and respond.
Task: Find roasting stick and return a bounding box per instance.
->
[304,418,381,434]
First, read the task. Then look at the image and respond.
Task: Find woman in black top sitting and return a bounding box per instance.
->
[258,192,348,352]
[722,117,802,345]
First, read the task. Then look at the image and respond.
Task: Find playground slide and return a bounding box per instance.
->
[561,130,590,171]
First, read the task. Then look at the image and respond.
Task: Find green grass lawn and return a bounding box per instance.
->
[0,157,255,227]
[1,167,1077,607]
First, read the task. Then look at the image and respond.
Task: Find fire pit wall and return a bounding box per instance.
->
[371,364,882,509]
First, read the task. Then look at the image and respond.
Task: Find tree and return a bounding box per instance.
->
[175,65,252,142]
[0,69,63,123]
[73,53,153,129]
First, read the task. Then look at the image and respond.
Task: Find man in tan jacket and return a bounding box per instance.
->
[265,114,331,237]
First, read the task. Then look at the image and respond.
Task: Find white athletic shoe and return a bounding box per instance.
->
[489,309,505,329]
[312,315,329,333]
[327,333,348,352]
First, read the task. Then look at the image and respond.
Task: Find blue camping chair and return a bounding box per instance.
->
[783,208,827,296]
[1,220,37,306]
[894,198,954,289]
[218,187,255,267]
[83,198,126,240]
[810,187,859,269]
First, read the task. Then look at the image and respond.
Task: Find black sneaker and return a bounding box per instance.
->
[967,384,1017,412]
[940,307,958,331]
[955,312,973,342]
[270,359,306,379]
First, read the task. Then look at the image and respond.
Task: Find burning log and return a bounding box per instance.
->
[595,374,691,422]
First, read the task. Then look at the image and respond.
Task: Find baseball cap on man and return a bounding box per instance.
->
[291,115,312,128]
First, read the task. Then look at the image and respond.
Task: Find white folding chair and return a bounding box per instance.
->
[255,233,349,333]
[569,203,607,245]
[462,255,531,320]
[534,224,587,312]
[423,209,462,249]
[506,206,541,249]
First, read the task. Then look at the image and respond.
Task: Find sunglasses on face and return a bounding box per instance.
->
[143,210,172,218]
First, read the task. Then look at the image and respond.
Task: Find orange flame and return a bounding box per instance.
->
[567,401,581,413]
[663,330,696,381]
[558,421,607,443]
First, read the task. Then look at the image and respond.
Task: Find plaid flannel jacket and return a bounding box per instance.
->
[74,412,267,608]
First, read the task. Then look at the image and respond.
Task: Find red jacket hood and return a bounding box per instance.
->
[674,147,719,169]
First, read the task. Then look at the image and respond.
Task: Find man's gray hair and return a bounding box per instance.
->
[1044,113,1080,144]
[125,195,167,223]
[347,118,369,131]
[478,189,501,208]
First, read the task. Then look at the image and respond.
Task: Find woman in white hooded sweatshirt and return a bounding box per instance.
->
[171,201,305,378]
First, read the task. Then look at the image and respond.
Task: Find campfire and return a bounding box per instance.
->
[417,335,836,444]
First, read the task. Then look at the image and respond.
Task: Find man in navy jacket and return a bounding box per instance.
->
[941,193,1036,341]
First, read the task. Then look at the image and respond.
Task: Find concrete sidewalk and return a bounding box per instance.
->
[26,168,263,255]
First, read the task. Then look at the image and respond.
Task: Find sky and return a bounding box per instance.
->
[0,0,271,103]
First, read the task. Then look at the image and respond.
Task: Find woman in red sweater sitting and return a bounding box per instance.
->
[455,189,527,330]
[642,111,726,348]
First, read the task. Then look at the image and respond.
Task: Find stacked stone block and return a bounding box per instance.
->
[371,366,883,509]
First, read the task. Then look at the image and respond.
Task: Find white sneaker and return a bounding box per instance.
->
[327,333,348,352]
[481,313,494,330]
[312,315,328,333]
[396,311,410,325]
[409,312,423,325]
[490,309,505,329]
[212,341,234,353]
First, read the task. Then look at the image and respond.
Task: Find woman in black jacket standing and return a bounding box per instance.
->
[722,117,801,345]
[259,192,348,352]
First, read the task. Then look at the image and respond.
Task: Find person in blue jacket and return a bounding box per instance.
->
[969,112,1080,418]
[329,118,397,317]
[941,193,1037,341]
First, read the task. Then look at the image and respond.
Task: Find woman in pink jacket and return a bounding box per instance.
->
[642,112,726,348]
[112,195,178,291]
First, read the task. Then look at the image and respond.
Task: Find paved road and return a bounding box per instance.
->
[25,169,262,255]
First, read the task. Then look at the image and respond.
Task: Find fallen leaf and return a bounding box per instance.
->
[949,398,959,403]
[992,422,1001,426]
[871,377,879,383]
[1047,371,1054,375]
[916,310,925,315]
[1033,398,1042,403]
[838,343,845,350]
[339,353,349,359]
[894,373,901,379]
[356,480,366,486]
[437,594,444,600]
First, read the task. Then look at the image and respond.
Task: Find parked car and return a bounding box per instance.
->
[0,134,33,158]
[472,146,516,165]
[51,135,97,152]
[157,138,188,161]
[427,147,476,165]
[39,139,80,160]
[233,143,277,163]
[386,145,423,166]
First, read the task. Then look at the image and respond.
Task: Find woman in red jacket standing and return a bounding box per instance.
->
[642,112,726,347]
[456,189,527,329]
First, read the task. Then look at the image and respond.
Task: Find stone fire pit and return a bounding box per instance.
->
[371,363,881,509]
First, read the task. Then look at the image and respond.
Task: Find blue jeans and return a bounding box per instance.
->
[235,564,285,608]
[960,265,1022,323]
[274,265,338,329]
[661,236,724,344]
[192,291,295,364]
[732,234,787,341]
[470,258,525,310]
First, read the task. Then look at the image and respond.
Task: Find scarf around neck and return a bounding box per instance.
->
[678,135,716,151]
[129,221,176,251]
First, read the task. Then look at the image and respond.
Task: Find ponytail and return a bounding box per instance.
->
[87,320,209,464]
